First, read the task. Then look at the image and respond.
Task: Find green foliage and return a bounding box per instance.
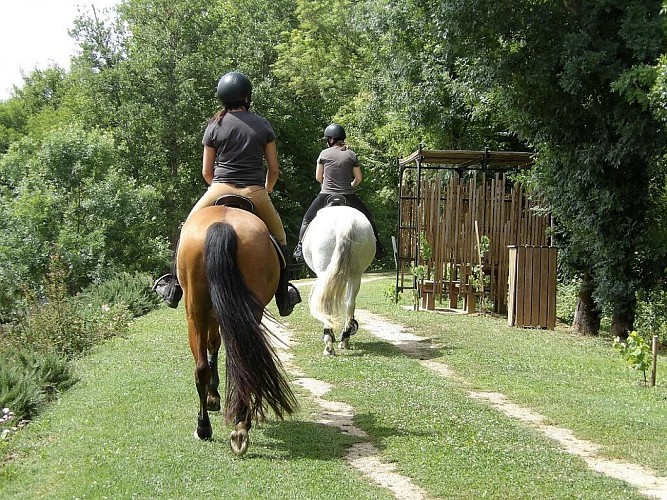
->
[613,331,652,385]
[442,0,666,334]
[3,254,131,359]
[411,231,433,283]
[0,347,77,422]
[0,124,169,319]
[76,272,162,318]
[634,287,667,345]
[556,279,580,325]
[382,282,401,304]
[419,231,433,262]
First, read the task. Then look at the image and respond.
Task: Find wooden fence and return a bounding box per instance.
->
[396,169,553,315]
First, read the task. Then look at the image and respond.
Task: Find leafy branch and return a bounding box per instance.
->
[613,331,651,386]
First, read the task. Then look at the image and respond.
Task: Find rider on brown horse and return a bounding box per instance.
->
[154,72,301,316]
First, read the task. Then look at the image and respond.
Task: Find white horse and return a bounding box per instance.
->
[302,205,376,355]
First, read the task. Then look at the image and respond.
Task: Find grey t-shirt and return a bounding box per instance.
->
[202,111,276,186]
[317,146,358,195]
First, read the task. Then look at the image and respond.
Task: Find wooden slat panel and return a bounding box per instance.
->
[547,247,557,329]
[531,246,542,325]
[515,247,526,327]
[507,247,516,326]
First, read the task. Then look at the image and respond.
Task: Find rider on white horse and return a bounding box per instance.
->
[293,124,385,263]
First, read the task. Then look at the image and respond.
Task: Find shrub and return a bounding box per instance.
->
[556,279,579,325]
[4,290,131,359]
[0,347,77,421]
[613,331,652,385]
[76,272,161,318]
[635,287,667,346]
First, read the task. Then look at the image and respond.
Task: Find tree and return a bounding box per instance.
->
[441,0,666,337]
[0,125,168,320]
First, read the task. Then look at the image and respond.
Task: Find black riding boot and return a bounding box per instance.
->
[276,245,302,316]
[153,273,183,308]
[292,222,309,263]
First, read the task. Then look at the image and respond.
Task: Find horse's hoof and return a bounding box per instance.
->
[194,426,213,441]
[323,334,335,356]
[229,423,249,456]
[207,394,221,412]
[348,319,359,336]
[339,338,349,350]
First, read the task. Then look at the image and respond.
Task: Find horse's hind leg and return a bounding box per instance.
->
[339,278,361,350]
[206,318,222,412]
[339,318,359,350]
[228,309,265,456]
[187,313,213,440]
[230,406,251,456]
[323,327,335,356]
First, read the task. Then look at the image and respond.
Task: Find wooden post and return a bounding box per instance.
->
[650,335,658,387]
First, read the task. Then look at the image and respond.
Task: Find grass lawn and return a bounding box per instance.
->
[1,273,664,499]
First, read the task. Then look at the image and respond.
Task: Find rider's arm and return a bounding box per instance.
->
[351,165,362,187]
[264,140,279,193]
[202,146,216,185]
[315,160,324,184]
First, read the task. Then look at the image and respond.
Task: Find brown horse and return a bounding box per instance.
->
[177,204,296,455]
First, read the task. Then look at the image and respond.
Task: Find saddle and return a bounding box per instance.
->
[325,194,347,207]
[213,194,287,269]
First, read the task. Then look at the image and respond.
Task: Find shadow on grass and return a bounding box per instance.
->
[253,419,361,460]
[341,338,452,361]
[256,413,431,459]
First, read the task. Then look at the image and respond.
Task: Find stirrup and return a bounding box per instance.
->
[277,283,302,317]
[288,283,302,306]
[292,242,304,263]
[153,274,182,308]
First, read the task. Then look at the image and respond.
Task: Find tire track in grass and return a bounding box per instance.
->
[355,309,667,500]
[264,316,430,500]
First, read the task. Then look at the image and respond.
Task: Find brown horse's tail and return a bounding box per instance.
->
[204,222,297,424]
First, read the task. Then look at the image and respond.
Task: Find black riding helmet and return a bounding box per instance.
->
[324,123,346,142]
[216,71,252,109]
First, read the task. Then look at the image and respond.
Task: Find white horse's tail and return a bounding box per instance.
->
[308,226,354,330]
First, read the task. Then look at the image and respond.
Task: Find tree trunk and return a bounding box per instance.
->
[571,273,600,335]
[611,296,636,341]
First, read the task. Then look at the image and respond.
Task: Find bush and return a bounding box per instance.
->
[635,287,667,346]
[0,347,77,421]
[556,279,579,325]
[4,292,131,360]
[76,272,162,318]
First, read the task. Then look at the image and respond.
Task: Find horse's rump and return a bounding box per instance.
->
[304,206,375,329]
[177,206,295,437]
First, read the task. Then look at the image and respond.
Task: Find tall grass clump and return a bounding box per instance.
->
[0,347,76,422]
[3,259,132,359]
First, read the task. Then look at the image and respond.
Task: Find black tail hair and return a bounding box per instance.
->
[205,222,296,423]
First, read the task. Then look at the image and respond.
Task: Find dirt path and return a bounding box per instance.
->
[266,317,431,500]
[354,309,667,500]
